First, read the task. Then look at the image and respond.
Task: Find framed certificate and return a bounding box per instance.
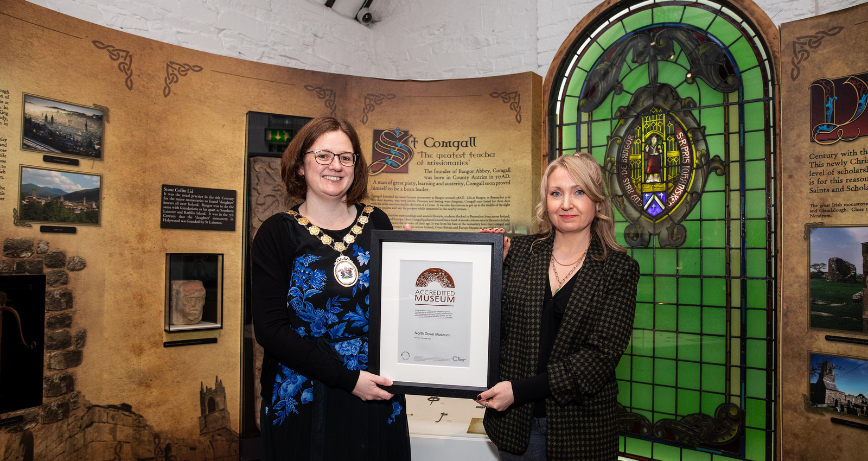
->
[369,230,503,398]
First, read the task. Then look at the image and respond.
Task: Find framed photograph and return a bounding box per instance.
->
[21,94,104,159]
[806,352,868,421]
[164,253,223,332]
[369,230,503,398]
[18,165,101,226]
[807,225,868,334]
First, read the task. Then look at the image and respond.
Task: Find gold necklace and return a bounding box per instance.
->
[550,249,587,294]
[286,205,374,287]
[551,251,584,266]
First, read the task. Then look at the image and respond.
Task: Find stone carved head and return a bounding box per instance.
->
[171,280,206,325]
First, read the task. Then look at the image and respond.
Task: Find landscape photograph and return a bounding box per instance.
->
[21,94,103,158]
[809,226,868,333]
[808,353,868,420]
[18,166,101,225]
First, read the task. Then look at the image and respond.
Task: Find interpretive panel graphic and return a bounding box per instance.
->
[22,94,104,159]
[811,74,868,145]
[397,260,472,368]
[160,184,236,231]
[808,226,868,334]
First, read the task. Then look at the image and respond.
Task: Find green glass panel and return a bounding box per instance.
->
[728,36,759,73]
[615,222,629,247]
[632,248,653,271]
[577,41,604,71]
[616,354,631,379]
[678,278,701,306]
[745,219,766,247]
[745,398,766,429]
[611,89,633,115]
[744,102,765,131]
[744,131,766,160]
[745,190,766,218]
[675,44,691,70]
[745,160,766,189]
[705,137,726,169]
[656,304,677,331]
[626,437,652,457]
[562,124,577,150]
[596,21,624,50]
[621,64,650,94]
[619,436,626,452]
[702,249,726,276]
[706,16,742,47]
[656,277,677,304]
[746,249,767,277]
[701,221,726,246]
[677,388,700,415]
[676,77,700,103]
[634,302,654,329]
[677,249,700,275]
[713,455,742,461]
[746,368,766,398]
[618,379,631,406]
[653,443,680,461]
[704,169,725,194]
[637,272,654,302]
[730,191,741,219]
[746,339,767,368]
[655,358,677,386]
[633,355,653,383]
[680,220,701,246]
[746,309,767,339]
[742,67,764,100]
[658,61,688,89]
[565,68,588,97]
[591,121,610,143]
[592,92,614,120]
[656,248,677,274]
[633,329,654,356]
[702,334,726,364]
[654,385,676,413]
[703,307,727,335]
[591,144,606,161]
[563,97,579,124]
[701,363,725,393]
[703,278,726,306]
[655,331,677,359]
[745,428,766,461]
[700,391,725,415]
[679,305,701,332]
[700,192,725,219]
[623,9,653,32]
[654,5,684,24]
[696,79,724,108]
[632,382,653,410]
[678,361,700,389]
[678,333,701,361]
[700,107,724,134]
[681,6,716,30]
[682,447,712,461]
[746,279,766,308]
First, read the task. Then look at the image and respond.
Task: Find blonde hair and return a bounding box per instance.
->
[534,152,626,259]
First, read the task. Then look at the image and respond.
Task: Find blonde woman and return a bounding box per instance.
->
[479,153,640,460]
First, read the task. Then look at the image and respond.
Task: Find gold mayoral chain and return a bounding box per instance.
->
[287,206,374,287]
[550,248,587,295]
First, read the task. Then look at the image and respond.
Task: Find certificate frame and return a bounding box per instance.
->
[369,230,503,398]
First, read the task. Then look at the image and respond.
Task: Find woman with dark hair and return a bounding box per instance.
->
[479,152,640,460]
[252,116,411,460]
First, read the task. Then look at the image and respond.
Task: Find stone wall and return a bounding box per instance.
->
[24,0,868,80]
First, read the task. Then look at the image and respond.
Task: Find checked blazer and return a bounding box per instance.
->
[483,232,639,460]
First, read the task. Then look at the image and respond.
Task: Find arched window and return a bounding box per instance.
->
[546,1,777,460]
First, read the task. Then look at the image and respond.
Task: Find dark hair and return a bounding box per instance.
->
[280,116,369,204]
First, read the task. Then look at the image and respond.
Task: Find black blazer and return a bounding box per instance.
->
[483,232,639,460]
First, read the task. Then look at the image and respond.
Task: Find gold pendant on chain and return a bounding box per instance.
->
[334,255,359,287]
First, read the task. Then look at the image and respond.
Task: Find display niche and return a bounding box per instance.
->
[164,253,223,332]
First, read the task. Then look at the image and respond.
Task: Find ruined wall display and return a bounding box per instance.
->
[782,2,868,457]
[0,0,541,458]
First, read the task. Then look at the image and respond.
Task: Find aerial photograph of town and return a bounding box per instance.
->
[18,166,101,225]
[22,94,103,158]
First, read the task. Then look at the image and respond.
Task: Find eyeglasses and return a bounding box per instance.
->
[305,150,357,167]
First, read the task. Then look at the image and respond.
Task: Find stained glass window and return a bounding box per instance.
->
[549,1,776,460]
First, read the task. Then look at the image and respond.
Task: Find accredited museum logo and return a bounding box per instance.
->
[370,127,414,175]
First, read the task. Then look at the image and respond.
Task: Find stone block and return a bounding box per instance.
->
[42,399,71,424]
[828,257,857,283]
[47,269,70,287]
[0,259,14,273]
[44,250,67,268]
[116,424,134,442]
[84,422,114,443]
[48,350,84,370]
[67,256,87,271]
[4,238,34,258]
[46,288,73,311]
[37,240,50,254]
[14,258,44,274]
[46,329,73,350]
[44,373,76,397]
[74,329,87,349]
[47,312,74,329]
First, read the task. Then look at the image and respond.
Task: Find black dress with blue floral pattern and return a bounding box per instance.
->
[252,203,410,461]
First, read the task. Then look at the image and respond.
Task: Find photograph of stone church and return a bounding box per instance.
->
[809,354,868,420]
[809,227,868,333]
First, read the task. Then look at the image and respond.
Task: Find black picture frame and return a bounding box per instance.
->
[164,253,224,332]
[369,230,503,398]
[21,93,105,159]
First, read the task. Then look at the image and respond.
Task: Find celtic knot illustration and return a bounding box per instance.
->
[791,27,844,81]
[490,91,521,123]
[92,40,133,90]
[303,85,337,116]
[163,62,203,98]
[361,93,396,125]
